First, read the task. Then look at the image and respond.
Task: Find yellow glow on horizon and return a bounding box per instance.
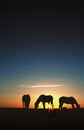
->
[0,83,84,109]
[48,103,53,109]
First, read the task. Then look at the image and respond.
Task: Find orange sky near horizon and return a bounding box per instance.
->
[0,84,84,109]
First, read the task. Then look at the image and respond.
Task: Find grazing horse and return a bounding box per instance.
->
[34,94,53,109]
[59,96,80,110]
[22,94,31,109]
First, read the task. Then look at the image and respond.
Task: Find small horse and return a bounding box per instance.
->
[59,96,80,110]
[22,94,31,108]
[34,94,53,109]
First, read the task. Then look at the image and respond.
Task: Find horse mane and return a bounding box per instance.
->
[35,94,45,106]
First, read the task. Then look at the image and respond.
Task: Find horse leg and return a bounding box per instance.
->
[72,104,75,109]
[43,102,45,109]
[59,102,62,110]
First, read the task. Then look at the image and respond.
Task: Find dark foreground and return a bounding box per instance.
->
[0,108,84,129]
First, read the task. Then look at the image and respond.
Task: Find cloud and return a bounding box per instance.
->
[31,84,65,88]
[20,83,65,88]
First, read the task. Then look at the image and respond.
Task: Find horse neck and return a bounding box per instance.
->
[36,97,42,104]
[76,102,79,107]
[74,99,79,107]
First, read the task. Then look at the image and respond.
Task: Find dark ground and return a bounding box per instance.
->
[0,108,84,129]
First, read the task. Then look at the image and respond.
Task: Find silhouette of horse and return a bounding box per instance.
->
[22,94,31,109]
[59,96,80,110]
[34,94,53,109]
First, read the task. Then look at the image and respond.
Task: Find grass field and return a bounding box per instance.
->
[0,108,84,128]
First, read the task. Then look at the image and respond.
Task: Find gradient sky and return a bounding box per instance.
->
[0,2,84,108]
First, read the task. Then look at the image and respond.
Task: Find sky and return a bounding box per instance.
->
[0,1,84,108]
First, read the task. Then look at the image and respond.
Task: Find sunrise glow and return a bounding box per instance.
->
[0,81,83,109]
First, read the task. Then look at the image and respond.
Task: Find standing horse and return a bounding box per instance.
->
[59,96,80,110]
[34,94,53,109]
[22,94,31,109]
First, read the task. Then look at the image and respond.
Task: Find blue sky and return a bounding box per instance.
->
[1,42,84,92]
[0,2,84,108]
